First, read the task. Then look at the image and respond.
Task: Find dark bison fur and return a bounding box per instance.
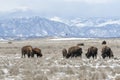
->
[66,46,82,58]
[102,40,106,45]
[101,46,114,59]
[62,48,67,58]
[32,48,42,57]
[21,45,33,58]
[77,43,84,46]
[86,46,98,59]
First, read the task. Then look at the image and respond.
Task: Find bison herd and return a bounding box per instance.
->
[62,40,114,59]
[21,40,114,59]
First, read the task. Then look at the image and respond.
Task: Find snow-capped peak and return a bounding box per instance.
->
[50,16,63,23]
[97,20,120,27]
[0,17,120,40]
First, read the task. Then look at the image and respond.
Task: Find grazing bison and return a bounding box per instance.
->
[21,45,33,58]
[77,43,84,46]
[65,46,82,58]
[62,48,67,58]
[102,40,106,45]
[32,48,42,57]
[101,46,114,59]
[85,46,98,59]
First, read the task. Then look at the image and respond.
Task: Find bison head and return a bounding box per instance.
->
[85,53,90,59]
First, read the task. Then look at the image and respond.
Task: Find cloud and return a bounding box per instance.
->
[64,0,115,4]
[0,0,119,18]
[12,6,32,11]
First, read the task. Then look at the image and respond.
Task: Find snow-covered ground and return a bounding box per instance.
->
[0,38,120,80]
[50,38,93,41]
[0,54,120,80]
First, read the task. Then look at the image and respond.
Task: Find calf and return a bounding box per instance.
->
[102,40,106,45]
[32,48,42,57]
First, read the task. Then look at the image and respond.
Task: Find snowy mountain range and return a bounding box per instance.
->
[50,17,120,38]
[0,14,120,40]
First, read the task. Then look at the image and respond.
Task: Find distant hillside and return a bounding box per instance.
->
[0,17,120,40]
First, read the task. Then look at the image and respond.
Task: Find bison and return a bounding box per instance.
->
[32,48,42,57]
[77,43,84,46]
[102,40,106,45]
[85,46,98,59]
[62,46,82,58]
[101,46,114,59]
[21,45,33,58]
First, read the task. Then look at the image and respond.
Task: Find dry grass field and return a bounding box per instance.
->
[0,38,120,80]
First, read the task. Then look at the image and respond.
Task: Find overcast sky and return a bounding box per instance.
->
[0,0,120,18]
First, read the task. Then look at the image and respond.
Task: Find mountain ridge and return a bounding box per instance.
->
[0,16,120,40]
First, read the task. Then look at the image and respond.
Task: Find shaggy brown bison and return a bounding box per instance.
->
[85,46,98,59]
[21,45,33,58]
[62,48,67,58]
[77,43,84,46]
[101,46,114,59]
[63,46,82,58]
[32,48,42,57]
[102,40,106,45]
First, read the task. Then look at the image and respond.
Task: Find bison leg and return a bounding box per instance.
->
[27,53,31,58]
[93,54,97,59]
[21,53,24,58]
[111,54,114,58]
[92,55,94,59]
[36,53,39,58]
[95,54,97,59]
[77,53,82,58]
[21,51,25,58]
[40,54,43,57]
[22,53,26,58]
[27,52,31,58]
[31,52,34,58]
[80,54,82,58]
[109,49,113,58]
[23,54,26,58]
[37,54,40,58]
[109,55,113,59]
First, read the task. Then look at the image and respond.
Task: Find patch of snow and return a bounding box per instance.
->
[50,16,63,23]
[50,38,92,41]
[2,68,9,74]
[97,20,120,27]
